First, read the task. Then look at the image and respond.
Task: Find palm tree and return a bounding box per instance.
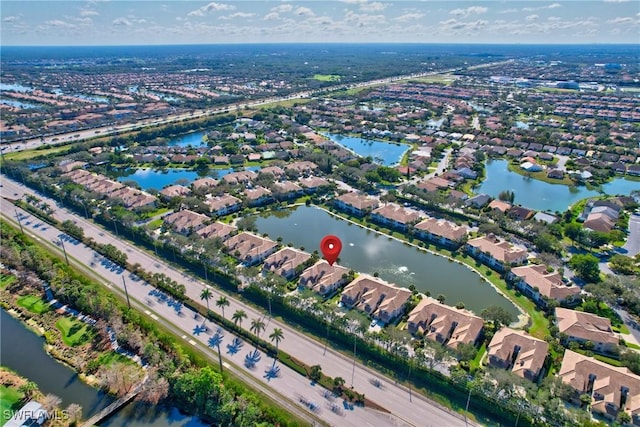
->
[216,296,230,318]
[269,327,284,355]
[250,318,266,339]
[232,309,247,327]
[200,288,212,312]
[18,382,38,401]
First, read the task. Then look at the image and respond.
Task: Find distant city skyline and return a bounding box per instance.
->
[1,1,639,46]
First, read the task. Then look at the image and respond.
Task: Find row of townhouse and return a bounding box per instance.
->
[335,193,469,248]
[63,168,157,210]
[340,275,412,324]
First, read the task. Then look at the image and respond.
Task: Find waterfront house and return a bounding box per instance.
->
[192,177,219,191]
[509,264,581,308]
[243,187,273,207]
[263,247,311,280]
[334,192,379,217]
[414,217,468,248]
[370,203,422,232]
[204,194,242,216]
[465,194,492,209]
[222,170,258,185]
[224,232,278,266]
[272,181,304,200]
[299,261,351,297]
[163,209,209,235]
[555,308,619,354]
[559,350,640,423]
[487,327,549,381]
[159,185,191,199]
[466,235,528,272]
[298,176,331,193]
[341,275,411,324]
[407,297,484,349]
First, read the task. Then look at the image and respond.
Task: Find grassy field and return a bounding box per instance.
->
[0,274,16,289]
[55,317,93,346]
[506,160,575,186]
[16,295,50,314]
[0,386,23,427]
[313,74,341,82]
[96,351,137,367]
[3,144,71,161]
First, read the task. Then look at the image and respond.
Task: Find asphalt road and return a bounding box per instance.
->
[0,177,473,427]
[622,213,640,257]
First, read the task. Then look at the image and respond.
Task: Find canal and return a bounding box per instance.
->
[0,309,206,426]
[253,206,519,317]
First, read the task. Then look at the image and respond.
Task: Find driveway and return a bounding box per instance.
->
[622,213,640,257]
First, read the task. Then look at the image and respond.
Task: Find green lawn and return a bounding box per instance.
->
[96,351,137,367]
[313,74,341,82]
[0,386,23,427]
[147,219,163,230]
[16,295,50,314]
[55,317,93,346]
[0,274,16,289]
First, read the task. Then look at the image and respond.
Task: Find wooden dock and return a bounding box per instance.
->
[81,381,144,427]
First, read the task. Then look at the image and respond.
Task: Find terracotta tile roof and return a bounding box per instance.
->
[414,217,467,242]
[510,264,581,302]
[341,274,411,323]
[555,308,618,346]
[487,327,548,380]
[467,235,528,264]
[299,261,350,296]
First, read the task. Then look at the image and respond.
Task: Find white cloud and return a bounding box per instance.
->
[603,0,630,2]
[394,13,424,23]
[222,12,256,20]
[450,6,487,18]
[360,2,387,13]
[523,3,562,12]
[344,10,386,27]
[80,10,99,17]
[3,15,20,22]
[45,19,75,28]
[112,17,132,26]
[607,16,636,24]
[526,14,539,21]
[271,4,293,13]
[264,12,279,21]
[188,2,235,17]
[294,7,315,17]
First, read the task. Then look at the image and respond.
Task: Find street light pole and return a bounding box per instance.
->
[464,387,472,426]
[14,209,24,234]
[59,237,70,265]
[122,276,131,310]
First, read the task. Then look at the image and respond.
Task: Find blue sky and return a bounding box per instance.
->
[2,1,639,45]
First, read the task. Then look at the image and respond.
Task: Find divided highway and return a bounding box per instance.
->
[0,176,472,427]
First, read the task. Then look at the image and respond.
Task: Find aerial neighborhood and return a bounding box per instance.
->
[2,45,639,427]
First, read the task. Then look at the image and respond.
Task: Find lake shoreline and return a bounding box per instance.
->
[281,203,527,327]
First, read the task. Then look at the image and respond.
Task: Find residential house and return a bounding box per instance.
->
[559,350,640,423]
[195,221,237,240]
[509,206,535,221]
[222,170,258,185]
[334,192,379,217]
[192,177,219,191]
[160,185,191,199]
[224,232,278,266]
[284,161,318,176]
[407,297,484,349]
[466,235,528,272]
[273,181,304,200]
[263,247,311,280]
[243,187,273,207]
[488,200,512,213]
[299,176,330,193]
[163,209,209,234]
[299,261,351,296]
[555,308,619,354]
[205,194,242,216]
[487,327,549,381]
[341,275,411,324]
[259,166,286,179]
[370,203,422,232]
[414,217,468,248]
[465,194,492,209]
[510,264,581,308]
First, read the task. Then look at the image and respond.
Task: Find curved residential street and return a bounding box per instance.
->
[0,176,473,427]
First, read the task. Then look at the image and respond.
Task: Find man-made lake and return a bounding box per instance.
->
[168,131,207,147]
[116,166,261,190]
[476,159,639,213]
[0,309,206,427]
[253,206,518,317]
[323,133,411,166]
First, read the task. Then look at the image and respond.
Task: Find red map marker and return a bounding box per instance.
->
[320,235,342,266]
